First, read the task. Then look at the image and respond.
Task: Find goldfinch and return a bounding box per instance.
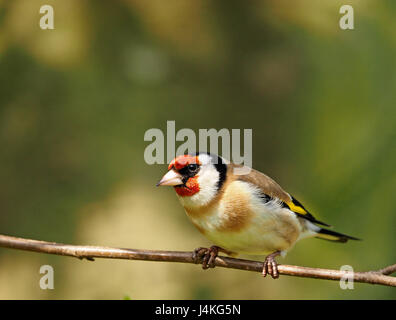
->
[157,152,359,278]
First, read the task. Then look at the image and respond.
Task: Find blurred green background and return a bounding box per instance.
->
[0,0,395,299]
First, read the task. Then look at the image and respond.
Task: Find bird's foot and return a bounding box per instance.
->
[193,246,231,269]
[262,251,281,279]
[193,246,219,269]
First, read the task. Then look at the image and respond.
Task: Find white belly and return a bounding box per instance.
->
[188,200,303,255]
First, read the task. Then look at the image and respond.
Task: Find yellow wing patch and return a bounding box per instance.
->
[285,196,331,227]
[286,200,308,215]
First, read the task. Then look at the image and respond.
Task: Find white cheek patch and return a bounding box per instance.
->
[178,165,219,208]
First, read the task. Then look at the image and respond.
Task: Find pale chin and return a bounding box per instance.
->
[177,167,219,208]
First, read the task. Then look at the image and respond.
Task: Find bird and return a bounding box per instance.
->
[156,152,359,278]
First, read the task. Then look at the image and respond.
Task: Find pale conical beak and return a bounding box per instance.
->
[156,170,183,186]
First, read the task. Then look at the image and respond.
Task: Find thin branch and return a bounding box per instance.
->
[0,234,395,287]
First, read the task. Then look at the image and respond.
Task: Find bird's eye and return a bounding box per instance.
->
[187,164,198,172]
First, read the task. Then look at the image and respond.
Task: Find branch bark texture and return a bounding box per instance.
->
[0,234,395,287]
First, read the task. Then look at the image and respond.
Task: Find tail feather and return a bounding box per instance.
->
[316,228,361,243]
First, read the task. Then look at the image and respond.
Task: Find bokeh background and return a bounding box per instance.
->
[0,0,395,299]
